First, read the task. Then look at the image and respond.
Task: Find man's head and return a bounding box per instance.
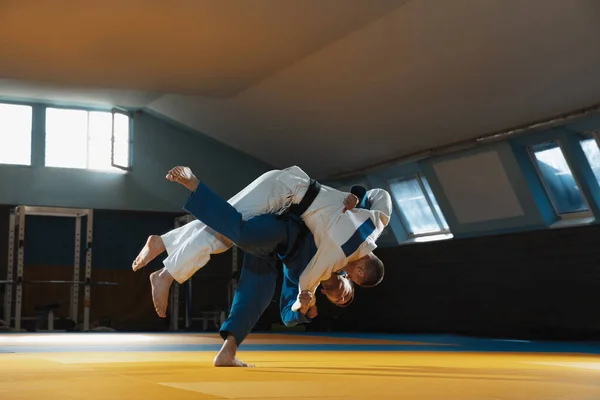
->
[343,252,384,287]
[320,273,354,307]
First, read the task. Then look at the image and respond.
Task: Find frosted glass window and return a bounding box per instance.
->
[531,142,587,214]
[389,176,449,235]
[580,136,600,185]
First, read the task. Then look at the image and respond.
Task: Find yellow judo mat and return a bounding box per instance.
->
[0,333,599,399]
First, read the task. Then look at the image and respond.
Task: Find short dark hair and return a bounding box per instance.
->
[360,255,384,287]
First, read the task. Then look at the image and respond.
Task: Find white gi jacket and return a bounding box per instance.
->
[291,188,392,311]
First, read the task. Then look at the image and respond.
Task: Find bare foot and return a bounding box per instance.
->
[214,355,254,367]
[166,166,200,192]
[150,268,174,318]
[214,335,255,367]
[132,235,166,271]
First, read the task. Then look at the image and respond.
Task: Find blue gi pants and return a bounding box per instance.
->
[183,183,314,346]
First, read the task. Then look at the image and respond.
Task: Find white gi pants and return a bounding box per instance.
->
[161,166,313,283]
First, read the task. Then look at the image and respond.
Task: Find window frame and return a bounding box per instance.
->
[592,130,600,151]
[578,130,600,176]
[584,129,600,161]
[44,105,132,172]
[388,173,450,238]
[528,140,592,219]
[110,107,132,172]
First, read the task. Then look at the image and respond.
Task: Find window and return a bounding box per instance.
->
[530,142,589,216]
[112,112,130,169]
[45,108,131,172]
[389,175,449,236]
[579,133,600,185]
[0,103,32,166]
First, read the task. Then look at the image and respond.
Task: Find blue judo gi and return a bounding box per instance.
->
[182,182,371,346]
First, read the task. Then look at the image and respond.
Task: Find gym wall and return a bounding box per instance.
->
[0,107,274,330]
[0,108,273,212]
[328,223,600,340]
[0,205,236,331]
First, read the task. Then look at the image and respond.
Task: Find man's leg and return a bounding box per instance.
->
[132,166,310,277]
[132,235,165,271]
[147,170,296,318]
[183,178,292,259]
[215,252,279,367]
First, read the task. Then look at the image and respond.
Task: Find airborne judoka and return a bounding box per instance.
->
[133,165,391,316]
[147,167,381,367]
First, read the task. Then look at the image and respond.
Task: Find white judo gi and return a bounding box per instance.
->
[161,166,392,310]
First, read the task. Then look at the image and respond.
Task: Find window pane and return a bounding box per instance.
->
[0,104,32,165]
[89,111,112,140]
[421,176,449,230]
[531,142,587,214]
[88,138,113,170]
[580,137,600,185]
[389,178,440,234]
[112,139,130,168]
[112,113,130,168]
[45,108,88,168]
[113,113,130,143]
[88,111,113,170]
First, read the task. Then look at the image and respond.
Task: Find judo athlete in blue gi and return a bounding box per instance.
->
[178,176,358,367]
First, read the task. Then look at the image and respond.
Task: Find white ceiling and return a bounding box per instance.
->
[1,0,600,178]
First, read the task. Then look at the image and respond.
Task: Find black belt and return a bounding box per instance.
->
[286,179,321,217]
[276,179,321,261]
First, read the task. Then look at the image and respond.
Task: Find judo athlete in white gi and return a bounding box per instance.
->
[167,173,363,367]
[133,165,391,317]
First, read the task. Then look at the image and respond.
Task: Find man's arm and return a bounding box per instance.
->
[291,241,344,311]
[364,188,392,226]
[344,187,392,226]
[279,268,312,327]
